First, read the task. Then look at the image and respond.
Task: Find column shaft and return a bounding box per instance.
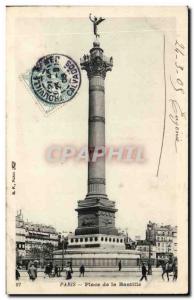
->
[87,76,106,196]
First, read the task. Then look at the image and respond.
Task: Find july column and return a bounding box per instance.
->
[80,41,113,200]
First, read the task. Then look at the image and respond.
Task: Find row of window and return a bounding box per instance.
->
[156,236,173,242]
[25,238,58,244]
[157,231,177,236]
[157,242,171,247]
[17,243,25,249]
[70,237,123,243]
[137,246,148,251]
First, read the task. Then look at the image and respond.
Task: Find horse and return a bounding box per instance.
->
[161,262,176,281]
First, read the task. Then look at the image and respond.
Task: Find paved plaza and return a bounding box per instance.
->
[18,268,176,283]
[15,268,179,295]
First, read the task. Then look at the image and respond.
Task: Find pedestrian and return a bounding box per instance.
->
[140,263,148,281]
[16,268,20,280]
[28,263,37,281]
[58,266,61,277]
[173,263,178,281]
[148,262,152,275]
[27,260,33,270]
[118,260,122,271]
[49,261,53,276]
[66,265,72,280]
[44,264,50,278]
[63,265,67,276]
[79,264,85,277]
[69,261,73,273]
[54,264,60,277]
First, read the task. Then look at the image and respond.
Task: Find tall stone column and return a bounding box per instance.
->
[75,40,118,236]
[84,42,111,199]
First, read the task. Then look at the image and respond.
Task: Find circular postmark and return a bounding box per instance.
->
[31,54,81,105]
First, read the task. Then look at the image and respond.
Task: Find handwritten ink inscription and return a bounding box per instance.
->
[169,40,186,152]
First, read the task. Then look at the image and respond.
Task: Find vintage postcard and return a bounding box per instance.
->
[6,6,188,295]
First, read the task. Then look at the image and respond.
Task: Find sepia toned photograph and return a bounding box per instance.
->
[6,6,188,295]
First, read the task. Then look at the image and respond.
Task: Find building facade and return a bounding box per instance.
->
[25,222,59,258]
[146,221,177,261]
[16,210,26,258]
[135,240,156,261]
[16,211,59,263]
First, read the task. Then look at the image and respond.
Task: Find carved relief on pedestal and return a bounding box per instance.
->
[98,210,115,227]
[79,213,98,227]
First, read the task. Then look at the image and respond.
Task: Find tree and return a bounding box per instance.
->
[42,243,54,260]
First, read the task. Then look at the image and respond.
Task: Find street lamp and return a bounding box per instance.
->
[148,241,152,275]
[167,242,171,261]
[61,234,68,271]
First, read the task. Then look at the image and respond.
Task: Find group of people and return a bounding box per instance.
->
[16,262,38,281]
[16,259,178,282]
[118,259,149,281]
[139,260,178,282]
[61,262,85,279]
[16,261,86,281]
[43,261,74,279]
[118,259,178,282]
[43,261,85,280]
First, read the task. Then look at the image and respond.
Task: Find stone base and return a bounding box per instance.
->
[75,226,118,236]
[53,248,140,269]
[67,233,126,250]
[53,233,140,269]
[75,197,118,236]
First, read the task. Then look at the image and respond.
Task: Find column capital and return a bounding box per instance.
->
[80,43,113,79]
